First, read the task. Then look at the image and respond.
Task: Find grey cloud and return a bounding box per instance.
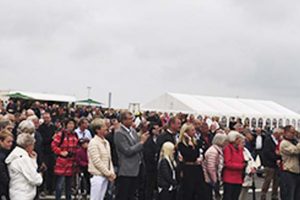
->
[0,0,300,110]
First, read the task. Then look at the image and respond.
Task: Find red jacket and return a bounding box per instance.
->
[51,130,78,176]
[223,143,245,184]
[276,140,283,170]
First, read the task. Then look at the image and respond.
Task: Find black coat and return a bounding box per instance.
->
[105,131,119,167]
[34,131,44,166]
[198,133,213,154]
[157,158,177,190]
[143,136,159,173]
[38,122,56,155]
[0,148,10,199]
[157,130,177,152]
[262,135,280,168]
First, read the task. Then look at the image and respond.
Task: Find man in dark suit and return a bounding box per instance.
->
[254,127,266,160]
[143,123,161,200]
[157,116,181,152]
[198,122,214,153]
[261,128,283,200]
[114,111,149,200]
[38,112,56,195]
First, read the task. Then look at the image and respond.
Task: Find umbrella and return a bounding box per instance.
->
[6,92,32,100]
[76,98,103,106]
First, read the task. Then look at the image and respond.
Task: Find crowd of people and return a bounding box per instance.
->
[0,99,300,200]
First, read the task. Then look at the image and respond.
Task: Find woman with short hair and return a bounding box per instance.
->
[17,120,35,135]
[222,131,245,200]
[203,133,228,200]
[5,133,43,200]
[0,129,14,200]
[88,118,116,200]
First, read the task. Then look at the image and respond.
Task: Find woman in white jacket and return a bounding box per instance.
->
[5,133,43,200]
[239,137,258,200]
[88,118,116,200]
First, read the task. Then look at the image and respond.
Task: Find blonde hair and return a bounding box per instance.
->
[0,129,14,141]
[91,118,106,133]
[159,142,176,168]
[178,123,197,146]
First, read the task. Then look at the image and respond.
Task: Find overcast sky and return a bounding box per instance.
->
[1,0,300,111]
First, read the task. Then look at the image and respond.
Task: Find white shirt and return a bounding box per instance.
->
[271,135,278,146]
[75,128,92,140]
[256,135,263,150]
[121,124,135,140]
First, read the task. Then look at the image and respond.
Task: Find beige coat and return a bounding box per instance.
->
[88,135,115,177]
[280,139,300,174]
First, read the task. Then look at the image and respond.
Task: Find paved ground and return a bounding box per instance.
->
[41,176,280,200]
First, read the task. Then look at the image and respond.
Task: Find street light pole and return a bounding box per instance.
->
[87,86,91,99]
[108,92,112,108]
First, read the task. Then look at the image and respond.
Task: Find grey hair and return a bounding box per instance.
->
[0,119,10,130]
[26,109,35,116]
[17,120,35,135]
[227,131,243,143]
[16,133,35,149]
[212,133,228,147]
[27,115,39,121]
[273,128,284,134]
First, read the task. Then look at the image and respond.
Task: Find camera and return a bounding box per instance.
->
[66,151,74,158]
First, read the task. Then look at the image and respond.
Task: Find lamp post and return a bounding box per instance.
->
[108,92,112,108]
[87,86,91,99]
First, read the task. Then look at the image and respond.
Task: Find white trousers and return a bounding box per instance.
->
[90,175,109,200]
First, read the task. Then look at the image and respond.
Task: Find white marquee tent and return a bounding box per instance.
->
[142,93,300,129]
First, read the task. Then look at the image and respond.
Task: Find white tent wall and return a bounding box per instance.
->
[142,92,300,130]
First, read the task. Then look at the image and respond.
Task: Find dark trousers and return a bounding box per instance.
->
[55,176,72,200]
[0,193,9,200]
[207,183,221,200]
[145,171,157,200]
[80,167,90,194]
[116,176,139,200]
[43,154,55,193]
[182,165,208,200]
[158,189,176,200]
[138,165,146,200]
[223,183,242,200]
[280,171,300,200]
[261,167,279,200]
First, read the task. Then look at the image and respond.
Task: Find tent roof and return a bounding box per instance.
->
[142,92,300,119]
[7,91,76,102]
[7,92,33,100]
[76,98,104,106]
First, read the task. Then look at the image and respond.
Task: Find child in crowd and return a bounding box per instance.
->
[76,138,90,194]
